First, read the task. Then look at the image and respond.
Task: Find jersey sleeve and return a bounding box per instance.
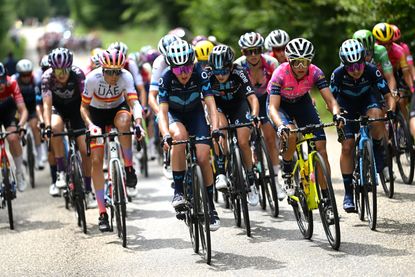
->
[371,66,390,95]
[10,79,24,105]
[41,69,53,98]
[329,68,342,98]
[200,69,213,98]
[266,67,283,96]
[149,56,166,92]
[81,72,94,105]
[312,66,329,90]
[158,73,170,104]
[237,68,255,97]
[127,59,144,86]
[377,46,393,74]
[73,66,86,97]
[123,71,139,102]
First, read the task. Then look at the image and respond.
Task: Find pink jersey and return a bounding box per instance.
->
[386,42,408,71]
[399,42,413,65]
[267,62,328,102]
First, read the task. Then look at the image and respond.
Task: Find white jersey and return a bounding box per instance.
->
[126,58,144,86]
[82,68,138,109]
[149,55,168,92]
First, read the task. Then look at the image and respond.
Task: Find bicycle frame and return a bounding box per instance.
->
[356,119,377,187]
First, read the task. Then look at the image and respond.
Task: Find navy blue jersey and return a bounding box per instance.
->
[13,74,39,108]
[209,65,254,107]
[159,63,212,113]
[330,63,389,98]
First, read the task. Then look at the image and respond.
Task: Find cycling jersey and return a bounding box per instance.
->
[125,58,144,87]
[41,66,85,110]
[12,73,40,118]
[330,63,390,98]
[399,42,413,66]
[0,76,24,104]
[209,65,254,107]
[158,63,212,113]
[371,44,393,74]
[82,68,137,109]
[384,42,408,71]
[149,55,168,92]
[234,54,279,96]
[267,62,328,102]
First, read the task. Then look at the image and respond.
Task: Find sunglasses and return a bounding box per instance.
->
[345,62,365,73]
[53,68,70,76]
[290,58,311,69]
[243,48,262,56]
[212,68,231,76]
[171,64,194,75]
[272,47,285,52]
[103,69,122,76]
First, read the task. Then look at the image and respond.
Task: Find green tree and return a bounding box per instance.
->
[15,0,51,21]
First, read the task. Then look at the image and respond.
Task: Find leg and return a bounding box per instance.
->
[50,114,66,188]
[367,107,386,173]
[339,138,356,212]
[6,125,26,192]
[169,122,187,208]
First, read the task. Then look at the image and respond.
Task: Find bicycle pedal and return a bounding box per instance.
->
[175,212,186,220]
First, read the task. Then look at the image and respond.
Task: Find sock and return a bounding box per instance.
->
[372,139,383,173]
[95,189,106,214]
[122,148,133,167]
[173,171,185,194]
[342,174,353,195]
[207,185,215,211]
[50,165,57,184]
[14,155,23,174]
[282,159,293,175]
[56,157,65,172]
[84,176,92,192]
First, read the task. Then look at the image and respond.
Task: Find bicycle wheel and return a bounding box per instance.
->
[183,169,199,254]
[291,166,313,239]
[140,140,149,178]
[113,160,127,247]
[228,152,241,227]
[259,137,278,217]
[234,147,251,237]
[72,154,87,234]
[362,140,377,230]
[379,137,394,198]
[313,152,340,250]
[395,113,415,184]
[3,162,14,230]
[253,140,266,210]
[192,165,211,264]
[26,134,35,189]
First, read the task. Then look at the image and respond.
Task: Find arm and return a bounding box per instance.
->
[158,103,170,137]
[268,94,283,127]
[148,90,159,114]
[16,102,28,127]
[80,102,93,128]
[204,96,219,131]
[247,94,259,117]
[383,71,398,96]
[42,94,53,127]
[320,87,341,116]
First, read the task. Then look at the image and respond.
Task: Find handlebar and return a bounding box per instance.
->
[86,129,141,156]
[289,122,335,135]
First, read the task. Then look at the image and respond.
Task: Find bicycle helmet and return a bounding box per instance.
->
[165,40,195,66]
[16,59,33,73]
[191,35,208,46]
[99,49,126,69]
[339,39,365,65]
[48,48,73,69]
[194,40,214,62]
[238,32,264,49]
[285,38,315,60]
[144,49,160,65]
[0,62,6,77]
[352,30,375,53]
[158,34,180,56]
[208,45,235,69]
[266,29,290,48]
[39,55,50,69]
[390,24,401,42]
[108,41,128,56]
[372,23,394,43]
[90,48,104,67]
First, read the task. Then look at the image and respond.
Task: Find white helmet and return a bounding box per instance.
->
[16,59,33,73]
[108,41,129,56]
[165,40,195,66]
[238,32,264,49]
[266,29,290,48]
[285,38,315,60]
[339,39,365,65]
[158,34,180,56]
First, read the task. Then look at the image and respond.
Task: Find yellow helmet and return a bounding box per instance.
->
[194,40,214,62]
[372,23,394,43]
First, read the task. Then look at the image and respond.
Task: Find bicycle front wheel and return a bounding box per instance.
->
[72,154,87,234]
[3,164,14,230]
[26,134,35,188]
[183,169,198,254]
[313,152,340,250]
[395,113,415,184]
[192,165,211,265]
[362,140,377,230]
[380,137,394,198]
[259,137,278,217]
[113,160,127,247]
[234,147,251,237]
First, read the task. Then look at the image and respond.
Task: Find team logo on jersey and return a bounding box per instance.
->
[375,70,382,77]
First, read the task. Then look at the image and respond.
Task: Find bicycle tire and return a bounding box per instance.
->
[183,169,199,254]
[362,140,377,230]
[254,139,266,210]
[113,160,127,247]
[291,165,313,239]
[72,154,87,234]
[235,147,251,237]
[313,152,341,250]
[395,113,415,184]
[26,134,35,189]
[379,137,394,198]
[193,165,211,264]
[259,137,278,217]
[3,161,14,230]
[140,140,149,178]
[228,152,241,227]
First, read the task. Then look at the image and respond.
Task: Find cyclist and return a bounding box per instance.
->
[353,30,397,95]
[330,39,395,212]
[208,45,260,205]
[12,59,46,170]
[148,34,181,179]
[391,24,415,82]
[0,62,28,192]
[267,38,343,198]
[265,29,290,63]
[158,40,221,231]
[85,48,103,75]
[41,48,93,205]
[372,23,413,117]
[80,49,144,232]
[235,32,284,200]
[194,40,214,69]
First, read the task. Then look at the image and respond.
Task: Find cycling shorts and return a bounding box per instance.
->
[89,101,131,131]
[217,100,251,125]
[0,98,18,128]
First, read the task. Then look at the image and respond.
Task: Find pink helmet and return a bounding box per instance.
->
[390,24,401,42]
[99,49,126,69]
